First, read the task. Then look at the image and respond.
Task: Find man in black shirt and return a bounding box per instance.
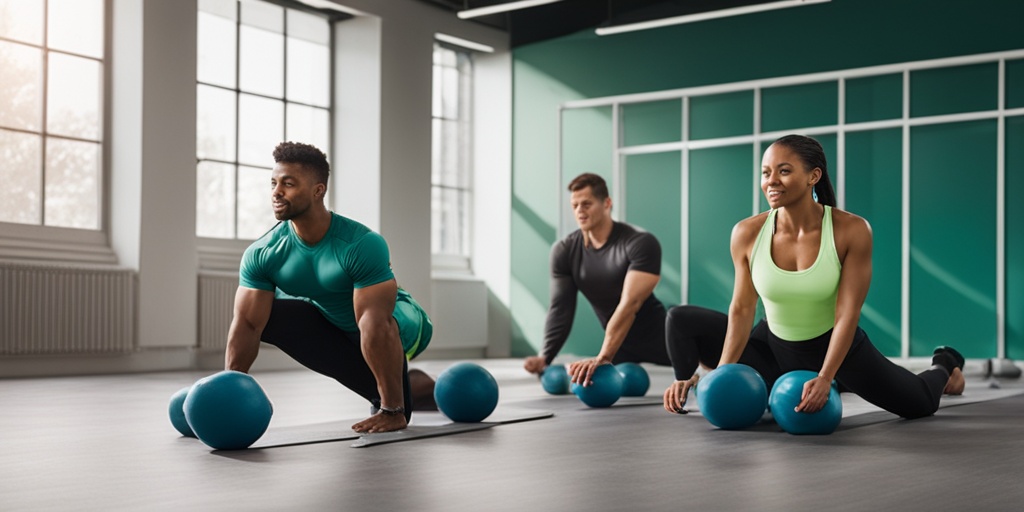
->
[523,173,671,385]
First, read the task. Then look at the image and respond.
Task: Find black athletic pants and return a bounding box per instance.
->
[665,305,950,419]
[610,302,673,367]
[259,299,413,421]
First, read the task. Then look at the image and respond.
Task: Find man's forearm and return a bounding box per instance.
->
[597,305,639,361]
[225,320,261,372]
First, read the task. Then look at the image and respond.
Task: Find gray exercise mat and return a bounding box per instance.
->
[351,407,553,448]
[679,384,1024,431]
[519,394,664,408]
[249,420,361,449]
[249,407,553,449]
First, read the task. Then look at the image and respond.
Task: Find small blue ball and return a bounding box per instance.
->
[572,364,624,408]
[183,371,273,450]
[540,365,571,395]
[168,386,196,438]
[769,370,842,435]
[696,364,767,430]
[615,362,650,396]
[434,362,499,422]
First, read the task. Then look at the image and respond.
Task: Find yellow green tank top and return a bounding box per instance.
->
[750,206,841,342]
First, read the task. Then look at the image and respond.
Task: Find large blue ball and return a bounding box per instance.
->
[572,364,624,408]
[615,362,650,396]
[540,365,570,395]
[183,371,273,450]
[769,370,842,435]
[434,362,499,422]
[696,364,767,430]
[168,386,196,438]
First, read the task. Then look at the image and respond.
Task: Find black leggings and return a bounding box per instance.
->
[665,305,950,419]
[611,305,673,366]
[665,305,781,388]
[259,299,412,420]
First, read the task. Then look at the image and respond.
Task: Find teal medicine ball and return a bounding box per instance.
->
[696,364,767,430]
[541,365,571,395]
[769,370,842,435]
[434,362,499,422]
[183,371,273,450]
[168,386,196,438]
[615,362,650,397]
[572,364,624,408]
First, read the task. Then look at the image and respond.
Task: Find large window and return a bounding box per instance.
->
[431,42,473,268]
[196,0,331,240]
[0,0,105,230]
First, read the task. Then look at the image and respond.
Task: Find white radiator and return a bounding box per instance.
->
[0,263,135,354]
[197,272,238,351]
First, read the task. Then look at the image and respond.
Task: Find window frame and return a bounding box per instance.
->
[431,40,475,274]
[195,0,338,253]
[0,0,113,264]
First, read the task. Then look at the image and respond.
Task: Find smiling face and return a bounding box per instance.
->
[570,186,611,232]
[761,143,821,209]
[270,162,325,221]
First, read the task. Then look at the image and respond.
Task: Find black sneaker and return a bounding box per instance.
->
[933,346,965,370]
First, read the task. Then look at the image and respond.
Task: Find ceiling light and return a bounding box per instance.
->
[457,0,566,20]
[436,33,496,53]
[596,0,831,36]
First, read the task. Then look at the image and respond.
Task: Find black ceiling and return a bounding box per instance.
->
[416,0,788,47]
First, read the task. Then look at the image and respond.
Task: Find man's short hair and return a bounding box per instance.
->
[272,141,330,185]
[567,173,609,200]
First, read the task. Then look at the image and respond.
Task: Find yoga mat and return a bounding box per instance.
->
[352,407,553,448]
[678,384,1024,431]
[248,407,553,449]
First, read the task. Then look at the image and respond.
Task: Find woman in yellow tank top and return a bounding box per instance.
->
[663,135,964,420]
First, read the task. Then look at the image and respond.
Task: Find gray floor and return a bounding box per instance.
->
[1,359,1022,512]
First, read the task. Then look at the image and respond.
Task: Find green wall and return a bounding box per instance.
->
[510,0,1024,359]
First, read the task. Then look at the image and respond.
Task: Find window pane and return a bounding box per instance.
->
[431,186,468,256]
[622,99,681,146]
[432,63,443,118]
[196,161,235,238]
[761,81,838,132]
[287,9,328,45]
[0,0,44,44]
[44,138,99,229]
[0,41,43,131]
[47,53,101,140]
[435,118,460,188]
[286,104,329,153]
[197,85,237,161]
[239,25,283,97]
[441,65,458,120]
[431,117,442,184]
[286,37,329,107]
[910,63,998,118]
[237,165,275,239]
[240,0,282,33]
[238,94,282,166]
[48,0,104,59]
[0,129,42,224]
[197,10,237,88]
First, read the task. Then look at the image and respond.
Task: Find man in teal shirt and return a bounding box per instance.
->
[226,141,432,433]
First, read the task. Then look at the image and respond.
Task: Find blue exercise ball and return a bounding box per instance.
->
[573,364,624,408]
[540,365,570,395]
[168,386,196,438]
[769,370,843,435]
[615,362,650,396]
[434,362,499,422]
[696,363,767,430]
[183,371,273,450]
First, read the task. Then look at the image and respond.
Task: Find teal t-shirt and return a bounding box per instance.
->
[240,213,394,332]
